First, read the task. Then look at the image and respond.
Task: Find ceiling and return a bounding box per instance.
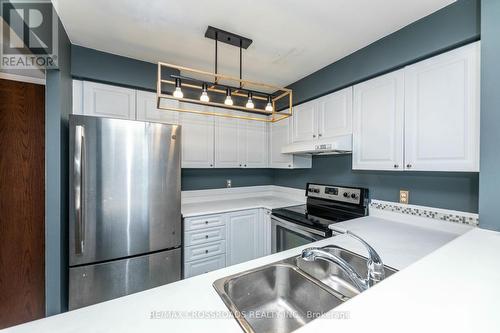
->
[52,0,455,87]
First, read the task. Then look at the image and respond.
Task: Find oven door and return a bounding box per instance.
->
[271,215,327,253]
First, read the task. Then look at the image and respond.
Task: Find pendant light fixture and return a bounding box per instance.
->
[224,88,233,106]
[265,96,273,112]
[173,78,183,98]
[200,83,210,102]
[156,26,293,123]
[246,92,254,109]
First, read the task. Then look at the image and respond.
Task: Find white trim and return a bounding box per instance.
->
[0,72,46,85]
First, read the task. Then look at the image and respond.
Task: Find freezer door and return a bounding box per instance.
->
[68,247,181,310]
[69,115,181,266]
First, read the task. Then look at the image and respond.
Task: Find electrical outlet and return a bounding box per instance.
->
[399,190,409,204]
[226,179,232,188]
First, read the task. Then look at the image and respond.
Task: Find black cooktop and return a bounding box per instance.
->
[271,183,369,233]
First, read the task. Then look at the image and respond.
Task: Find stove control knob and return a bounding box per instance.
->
[343,192,350,198]
[351,193,358,199]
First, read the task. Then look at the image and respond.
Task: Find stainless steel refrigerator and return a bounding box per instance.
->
[68,115,181,310]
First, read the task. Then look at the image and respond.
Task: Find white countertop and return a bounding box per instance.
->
[182,195,303,217]
[5,215,491,333]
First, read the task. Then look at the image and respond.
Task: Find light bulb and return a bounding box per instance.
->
[265,96,273,112]
[173,78,183,98]
[200,84,209,102]
[224,88,233,106]
[246,92,254,109]
[200,91,209,102]
[173,87,183,98]
[224,95,233,106]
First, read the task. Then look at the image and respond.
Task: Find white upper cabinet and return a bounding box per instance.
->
[269,117,312,169]
[178,103,215,168]
[72,80,83,114]
[136,90,179,124]
[269,118,293,167]
[353,70,405,171]
[82,81,136,119]
[215,110,240,168]
[293,100,317,142]
[292,87,353,143]
[404,42,480,172]
[352,42,480,172]
[215,111,268,168]
[318,87,353,138]
[239,117,268,168]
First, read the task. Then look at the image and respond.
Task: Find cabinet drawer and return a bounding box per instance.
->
[184,215,224,231]
[184,254,226,278]
[184,240,226,262]
[185,226,225,247]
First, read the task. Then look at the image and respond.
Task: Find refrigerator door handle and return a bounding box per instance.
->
[74,125,85,255]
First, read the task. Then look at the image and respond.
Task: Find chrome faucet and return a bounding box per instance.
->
[301,230,385,292]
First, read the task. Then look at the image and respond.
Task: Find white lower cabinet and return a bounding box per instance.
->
[262,209,272,256]
[184,255,226,278]
[183,209,271,278]
[226,209,261,266]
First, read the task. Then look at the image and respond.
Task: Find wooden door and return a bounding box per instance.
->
[0,79,45,328]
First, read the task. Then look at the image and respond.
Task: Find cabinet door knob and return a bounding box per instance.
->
[312,134,316,138]
[205,250,208,254]
[210,164,213,167]
[239,164,242,167]
[205,235,208,239]
[318,133,322,137]
[205,221,208,224]
[288,165,292,168]
[407,164,412,168]
[244,164,247,167]
[394,164,399,169]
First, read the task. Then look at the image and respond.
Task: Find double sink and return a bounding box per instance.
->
[213,246,397,333]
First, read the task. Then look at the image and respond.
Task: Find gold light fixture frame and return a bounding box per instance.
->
[156,62,293,122]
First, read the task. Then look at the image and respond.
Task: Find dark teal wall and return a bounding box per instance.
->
[182,169,274,191]
[288,0,480,105]
[71,45,178,92]
[479,0,500,231]
[274,155,479,213]
[45,17,71,314]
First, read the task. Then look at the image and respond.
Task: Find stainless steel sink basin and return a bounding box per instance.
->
[295,246,397,298]
[214,263,345,333]
[213,246,398,333]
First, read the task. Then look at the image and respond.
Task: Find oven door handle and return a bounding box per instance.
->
[271,215,327,238]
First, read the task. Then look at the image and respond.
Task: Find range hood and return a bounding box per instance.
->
[281,134,352,155]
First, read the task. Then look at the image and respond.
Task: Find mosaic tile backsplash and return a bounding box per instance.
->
[369,201,479,227]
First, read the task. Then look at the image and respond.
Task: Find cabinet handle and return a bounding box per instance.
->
[407,164,412,169]
[205,235,208,239]
[318,133,322,137]
[244,164,247,167]
[205,221,208,224]
[394,164,399,169]
[239,164,242,167]
[312,134,316,138]
[288,164,292,168]
[205,250,208,254]
[210,164,213,167]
